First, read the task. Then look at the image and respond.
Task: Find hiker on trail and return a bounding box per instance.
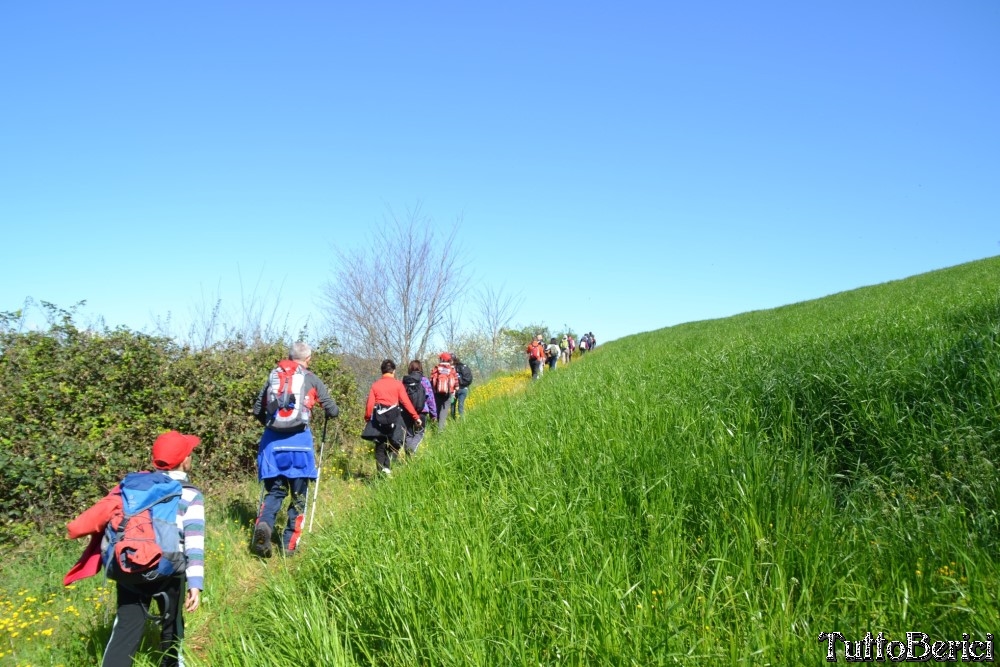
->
[546,337,561,371]
[252,341,340,558]
[430,352,459,430]
[588,332,597,350]
[451,355,473,420]
[559,334,570,364]
[361,358,422,474]
[66,430,205,667]
[579,333,590,355]
[526,335,546,380]
[567,334,576,362]
[401,359,436,456]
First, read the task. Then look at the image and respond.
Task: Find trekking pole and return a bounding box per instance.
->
[308,415,329,533]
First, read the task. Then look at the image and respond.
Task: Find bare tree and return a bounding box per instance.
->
[442,301,465,354]
[474,284,523,373]
[322,203,466,366]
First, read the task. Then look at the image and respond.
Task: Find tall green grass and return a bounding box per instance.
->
[198,258,997,664]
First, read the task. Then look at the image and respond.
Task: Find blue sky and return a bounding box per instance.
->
[2,2,998,345]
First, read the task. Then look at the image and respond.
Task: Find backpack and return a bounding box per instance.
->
[265,360,314,432]
[457,364,473,388]
[402,373,427,413]
[529,343,545,361]
[102,472,188,585]
[432,365,454,394]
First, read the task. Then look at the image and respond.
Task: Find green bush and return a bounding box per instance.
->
[0,307,358,546]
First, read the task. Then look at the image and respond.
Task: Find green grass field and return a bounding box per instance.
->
[5,257,998,666]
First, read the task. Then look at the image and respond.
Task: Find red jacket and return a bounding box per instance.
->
[64,486,122,585]
[365,374,420,421]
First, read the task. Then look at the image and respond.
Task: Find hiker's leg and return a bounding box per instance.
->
[436,394,450,431]
[374,438,391,471]
[404,429,424,455]
[455,387,468,418]
[283,477,309,552]
[102,584,151,667]
[155,578,184,667]
[256,476,287,531]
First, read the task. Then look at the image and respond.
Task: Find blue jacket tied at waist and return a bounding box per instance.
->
[257,428,317,480]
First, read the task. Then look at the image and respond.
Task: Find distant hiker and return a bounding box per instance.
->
[579,334,589,355]
[588,332,597,350]
[430,352,459,430]
[567,334,576,362]
[66,430,205,667]
[526,335,546,380]
[401,359,437,455]
[362,358,422,474]
[559,335,570,364]
[546,337,561,371]
[451,355,473,420]
[252,341,340,558]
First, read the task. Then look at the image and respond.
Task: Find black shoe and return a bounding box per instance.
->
[252,523,273,558]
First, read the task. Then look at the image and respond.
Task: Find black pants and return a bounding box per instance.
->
[103,577,184,667]
[374,437,399,471]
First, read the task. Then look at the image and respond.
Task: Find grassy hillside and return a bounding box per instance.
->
[191,257,999,665]
[11,257,997,666]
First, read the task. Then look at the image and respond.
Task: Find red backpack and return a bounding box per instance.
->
[529,342,545,361]
[432,364,455,394]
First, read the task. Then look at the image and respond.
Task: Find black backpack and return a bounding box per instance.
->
[402,373,427,413]
[457,363,473,388]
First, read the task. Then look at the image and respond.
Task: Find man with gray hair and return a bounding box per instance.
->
[252,341,340,557]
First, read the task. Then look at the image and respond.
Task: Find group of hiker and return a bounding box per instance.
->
[64,331,606,665]
[525,331,596,380]
[360,351,474,475]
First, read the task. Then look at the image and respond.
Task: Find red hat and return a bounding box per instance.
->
[439,352,452,362]
[152,431,201,470]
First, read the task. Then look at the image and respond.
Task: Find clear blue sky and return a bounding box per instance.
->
[2,2,998,345]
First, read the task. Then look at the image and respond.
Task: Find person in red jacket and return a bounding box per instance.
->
[361,359,422,475]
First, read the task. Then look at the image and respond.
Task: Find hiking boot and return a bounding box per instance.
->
[252,523,273,558]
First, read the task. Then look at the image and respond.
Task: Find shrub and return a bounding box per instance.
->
[0,311,357,546]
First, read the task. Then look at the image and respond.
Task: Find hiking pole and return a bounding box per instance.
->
[308,415,329,533]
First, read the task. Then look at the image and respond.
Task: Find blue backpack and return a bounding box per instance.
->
[102,472,188,585]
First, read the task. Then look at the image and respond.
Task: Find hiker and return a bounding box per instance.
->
[252,341,340,558]
[526,335,546,380]
[546,337,561,371]
[451,355,473,420]
[559,334,570,364]
[567,334,576,362]
[579,333,589,355]
[362,358,422,474]
[401,359,436,455]
[66,430,205,667]
[430,352,458,430]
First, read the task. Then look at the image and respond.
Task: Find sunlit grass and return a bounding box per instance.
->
[192,258,1000,665]
[12,256,1000,665]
